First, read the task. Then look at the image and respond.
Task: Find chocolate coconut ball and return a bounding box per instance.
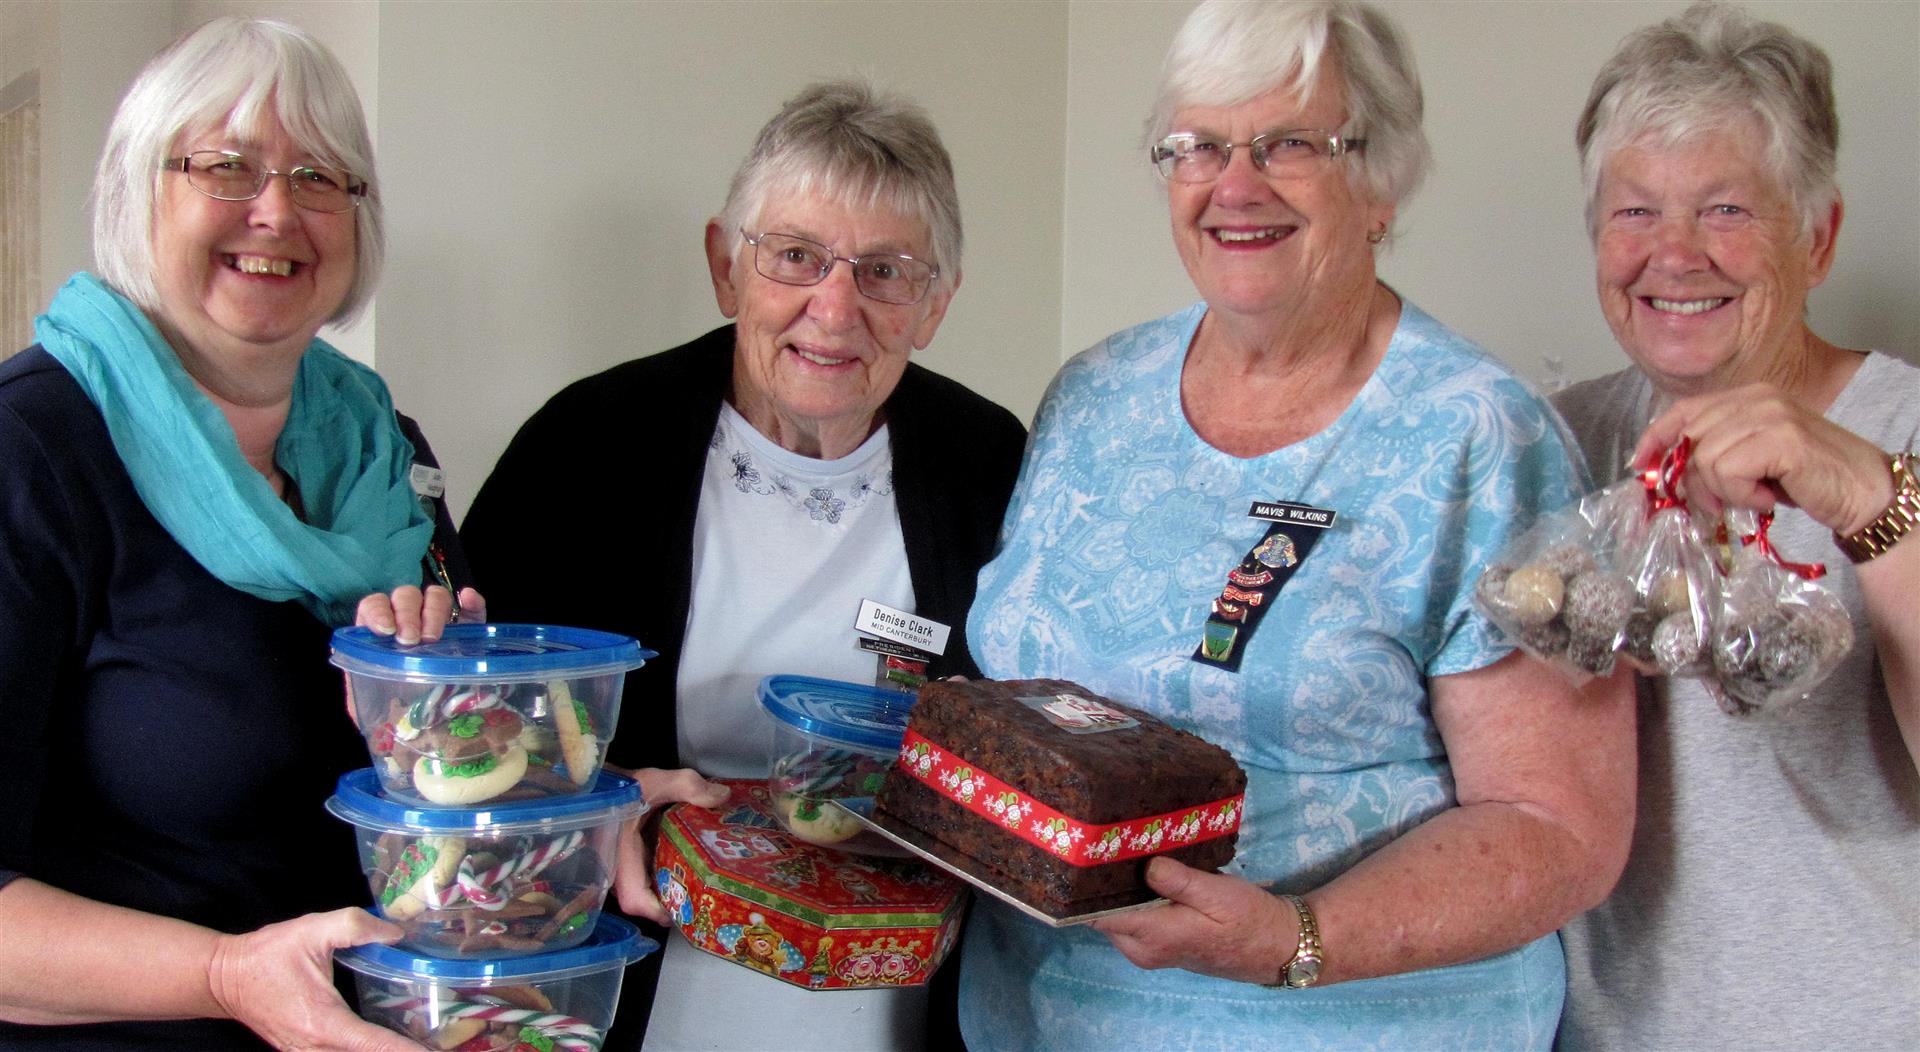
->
[1566,632,1618,676]
[1623,610,1662,666]
[1651,612,1703,675]
[1537,542,1598,580]
[1520,618,1571,659]
[1565,571,1635,643]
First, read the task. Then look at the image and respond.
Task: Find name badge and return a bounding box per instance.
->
[854,599,950,657]
[409,463,446,500]
[1191,500,1337,673]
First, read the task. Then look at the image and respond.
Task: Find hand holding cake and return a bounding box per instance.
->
[1092,858,1303,984]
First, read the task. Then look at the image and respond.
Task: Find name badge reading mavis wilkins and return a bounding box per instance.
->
[1191,501,1337,673]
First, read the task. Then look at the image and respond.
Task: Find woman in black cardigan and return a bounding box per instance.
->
[461,80,1025,1051]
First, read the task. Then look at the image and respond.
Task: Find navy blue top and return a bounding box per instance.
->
[0,346,468,1051]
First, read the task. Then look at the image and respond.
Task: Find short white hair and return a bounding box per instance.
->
[1147,0,1430,222]
[1576,2,1839,238]
[718,79,961,292]
[92,17,383,325]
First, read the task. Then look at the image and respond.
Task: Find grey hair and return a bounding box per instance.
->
[1576,2,1839,237]
[92,17,383,325]
[718,79,961,291]
[1147,0,1430,218]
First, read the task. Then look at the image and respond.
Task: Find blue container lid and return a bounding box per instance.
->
[336,913,656,984]
[326,767,645,834]
[329,623,655,683]
[758,674,917,753]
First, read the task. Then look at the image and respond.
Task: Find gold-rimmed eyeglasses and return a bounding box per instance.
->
[741,229,938,306]
[166,151,367,213]
[1150,129,1366,183]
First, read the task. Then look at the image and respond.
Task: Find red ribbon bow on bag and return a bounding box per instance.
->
[1740,511,1828,580]
[1638,438,1691,513]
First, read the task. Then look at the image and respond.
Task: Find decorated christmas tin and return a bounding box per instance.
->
[651,780,966,991]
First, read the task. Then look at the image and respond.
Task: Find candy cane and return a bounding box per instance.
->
[412,878,466,911]
[442,687,504,718]
[454,832,585,909]
[398,684,453,738]
[365,995,603,1050]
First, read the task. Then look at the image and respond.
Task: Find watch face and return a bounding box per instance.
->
[1286,954,1322,987]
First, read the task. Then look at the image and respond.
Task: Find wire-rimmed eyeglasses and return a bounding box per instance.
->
[1150,129,1366,183]
[741,229,938,306]
[166,151,367,213]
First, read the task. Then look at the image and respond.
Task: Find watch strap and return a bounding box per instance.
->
[1834,451,1919,564]
[1272,893,1323,988]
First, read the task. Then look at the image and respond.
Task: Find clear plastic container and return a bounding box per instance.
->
[758,675,916,854]
[331,623,652,806]
[326,768,645,959]
[337,913,656,1051]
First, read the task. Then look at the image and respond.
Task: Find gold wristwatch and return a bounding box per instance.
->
[1271,893,1323,988]
[1834,451,1919,563]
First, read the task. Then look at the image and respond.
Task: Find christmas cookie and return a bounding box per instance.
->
[414,744,530,806]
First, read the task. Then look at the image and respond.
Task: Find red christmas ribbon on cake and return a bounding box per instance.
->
[894,729,1243,867]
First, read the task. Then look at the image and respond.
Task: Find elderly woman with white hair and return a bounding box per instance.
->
[956,2,1634,1048]
[0,17,484,1051]
[461,80,1026,1048]
[1554,4,1919,1049]
[0,18,723,1051]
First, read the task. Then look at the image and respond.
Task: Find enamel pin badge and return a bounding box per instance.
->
[1192,501,1337,673]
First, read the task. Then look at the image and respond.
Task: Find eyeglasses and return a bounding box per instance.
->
[741,229,938,306]
[166,151,367,213]
[1149,129,1366,183]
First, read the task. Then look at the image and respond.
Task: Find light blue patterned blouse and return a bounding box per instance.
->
[959,300,1585,1051]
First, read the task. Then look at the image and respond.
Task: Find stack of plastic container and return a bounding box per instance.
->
[324,623,658,1052]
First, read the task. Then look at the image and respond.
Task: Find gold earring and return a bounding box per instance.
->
[1366,228,1386,244]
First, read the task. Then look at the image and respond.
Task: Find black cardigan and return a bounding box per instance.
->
[461,326,1022,1049]
[461,323,1028,774]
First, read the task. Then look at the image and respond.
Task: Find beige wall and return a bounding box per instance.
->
[20,0,1920,524]
[4,0,175,318]
[1063,0,1920,390]
[371,0,1067,521]
[1,1,378,360]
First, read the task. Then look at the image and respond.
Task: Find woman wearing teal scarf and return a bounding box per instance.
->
[0,19,476,1052]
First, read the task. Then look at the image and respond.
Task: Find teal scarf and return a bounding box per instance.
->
[35,273,434,626]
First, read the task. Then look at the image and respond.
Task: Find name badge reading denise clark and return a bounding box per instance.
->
[854,599,951,657]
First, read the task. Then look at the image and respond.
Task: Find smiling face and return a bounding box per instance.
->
[1593,124,1837,395]
[149,114,357,384]
[707,191,954,459]
[1166,67,1391,327]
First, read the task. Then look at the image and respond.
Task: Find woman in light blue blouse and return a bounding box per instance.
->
[955,3,1634,1049]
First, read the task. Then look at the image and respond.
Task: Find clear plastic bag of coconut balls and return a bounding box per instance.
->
[1708,508,1853,715]
[1476,439,1856,711]
[1618,497,1718,679]
[1476,440,1719,683]
[1473,476,1650,680]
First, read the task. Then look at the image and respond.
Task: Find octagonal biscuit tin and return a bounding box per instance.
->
[652,780,966,990]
